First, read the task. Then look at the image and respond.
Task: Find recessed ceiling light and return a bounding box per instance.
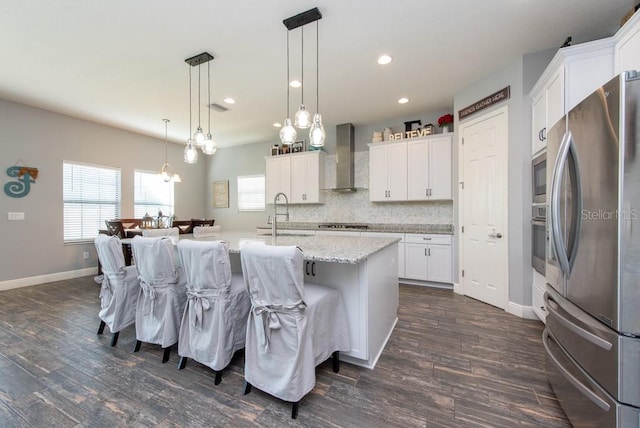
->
[377,55,392,65]
[290,80,302,88]
[273,122,282,128]
[223,97,236,104]
[398,97,409,104]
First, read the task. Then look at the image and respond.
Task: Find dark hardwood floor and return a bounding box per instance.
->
[0,277,570,427]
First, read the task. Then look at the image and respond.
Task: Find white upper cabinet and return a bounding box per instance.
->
[369,141,407,201]
[407,135,452,201]
[615,11,640,74]
[265,155,291,204]
[530,38,615,155]
[266,151,325,205]
[290,151,325,204]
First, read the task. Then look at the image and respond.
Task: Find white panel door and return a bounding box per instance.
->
[426,244,452,283]
[461,107,508,309]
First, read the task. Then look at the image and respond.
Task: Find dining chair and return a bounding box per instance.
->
[192,225,220,238]
[94,234,140,347]
[172,220,193,234]
[105,220,132,265]
[142,227,179,238]
[131,236,187,363]
[118,218,142,230]
[240,243,350,419]
[176,240,251,384]
[191,218,215,228]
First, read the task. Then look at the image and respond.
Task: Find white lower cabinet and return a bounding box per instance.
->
[403,234,452,283]
[360,232,405,278]
[532,270,547,323]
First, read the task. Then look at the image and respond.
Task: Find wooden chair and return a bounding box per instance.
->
[104,220,132,265]
[119,218,142,230]
[191,219,215,228]
[172,220,193,234]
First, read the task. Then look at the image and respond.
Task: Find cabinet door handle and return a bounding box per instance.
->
[428,248,431,256]
[538,129,543,141]
[424,248,427,256]
[542,127,547,141]
[305,261,310,276]
[311,261,316,276]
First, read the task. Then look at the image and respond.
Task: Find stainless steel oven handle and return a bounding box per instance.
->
[542,328,611,412]
[544,293,612,351]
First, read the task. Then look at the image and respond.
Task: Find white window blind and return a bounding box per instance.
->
[134,170,174,218]
[63,161,121,242]
[237,174,265,211]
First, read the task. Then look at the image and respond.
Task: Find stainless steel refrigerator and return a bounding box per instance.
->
[543,71,640,427]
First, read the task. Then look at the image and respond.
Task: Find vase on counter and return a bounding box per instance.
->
[442,125,450,133]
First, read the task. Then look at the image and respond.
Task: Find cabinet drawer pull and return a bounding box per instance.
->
[305,261,310,276]
[423,237,432,240]
[311,261,316,276]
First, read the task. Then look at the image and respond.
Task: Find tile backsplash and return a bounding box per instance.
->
[288,151,453,224]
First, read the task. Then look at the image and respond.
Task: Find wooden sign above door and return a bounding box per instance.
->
[458,86,510,121]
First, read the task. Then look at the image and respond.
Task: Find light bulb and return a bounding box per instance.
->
[309,113,326,147]
[172,174,182,183]
[279,118,297,145]
[202,133,217,155]
[294,104,311,129]
[193,126,205,147]
[184,140,198,163]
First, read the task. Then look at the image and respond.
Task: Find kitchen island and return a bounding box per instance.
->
[192,231,400,369]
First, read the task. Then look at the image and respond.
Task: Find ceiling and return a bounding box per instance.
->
[0,0,635,148]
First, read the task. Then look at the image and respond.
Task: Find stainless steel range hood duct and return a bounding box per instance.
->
[333,123,357,192]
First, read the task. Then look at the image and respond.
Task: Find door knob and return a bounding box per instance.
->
[489,232,503,239]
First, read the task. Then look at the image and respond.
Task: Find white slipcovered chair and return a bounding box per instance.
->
[131,236,187,363]
[176,240,251,384]
[192,225,221,238]
[240,243,350,419]
[94,234,140,347]
[142,227,179,238]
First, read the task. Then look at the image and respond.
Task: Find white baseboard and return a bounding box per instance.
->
[0,268,97,292]
[507,300,538,320]
[453,282,463,295]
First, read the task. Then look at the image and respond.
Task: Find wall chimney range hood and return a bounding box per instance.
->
[332,123,357,192]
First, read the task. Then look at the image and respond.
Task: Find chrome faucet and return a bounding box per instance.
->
[272,192,289,237]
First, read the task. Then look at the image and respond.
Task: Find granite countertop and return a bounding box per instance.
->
[186,231,400,265]
[256,222,454,235]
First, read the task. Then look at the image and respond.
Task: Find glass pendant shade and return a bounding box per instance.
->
[160,163,171,182]
[202,133,217,155]
[193,126,205,148]
[309,113,325,147]
[294,104,311,128]
[184,140,198,163]
[279,118,297,145]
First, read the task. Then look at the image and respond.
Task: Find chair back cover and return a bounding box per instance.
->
[240,244,304,308]
[131,236,187,347]
[142,227,179,238]
[193,225,221,238]
[177,239,250,370]
[94,234,139,333]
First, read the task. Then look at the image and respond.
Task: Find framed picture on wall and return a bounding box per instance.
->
[212,180,229,208]
[292,140,305,153]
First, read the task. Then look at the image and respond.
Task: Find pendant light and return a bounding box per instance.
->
[202,60,217,155]
[192,63,206,148]
[184,65,198,163]
[309,19,326,147]
[160,119,181,183]
[184,52,214,163]
[279,30,297,145]
[294,26,311,129]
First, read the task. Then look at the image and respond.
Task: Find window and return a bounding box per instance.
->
[63,161,121,242]
[237,174,265,211]
[134,170,174,218]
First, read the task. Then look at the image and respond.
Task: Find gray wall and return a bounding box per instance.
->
[0,99,206,283]
[452,49,555,306]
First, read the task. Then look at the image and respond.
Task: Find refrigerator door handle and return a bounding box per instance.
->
[550,131,572,276]
[542,328,611,412]
[566,134,583,274]
[544,293,613,351]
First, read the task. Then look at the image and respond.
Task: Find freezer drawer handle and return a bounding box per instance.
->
[542,328,611,412]
[544,293,612,351]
